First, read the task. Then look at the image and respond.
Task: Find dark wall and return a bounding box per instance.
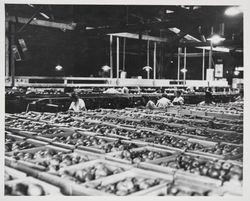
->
[11,24,242,80]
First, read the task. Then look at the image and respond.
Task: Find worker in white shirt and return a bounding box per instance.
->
[172,91,184,105]
[103,87,121,94]
[145,99,157,110]
[68,93,86,112]
[156,95,173,108]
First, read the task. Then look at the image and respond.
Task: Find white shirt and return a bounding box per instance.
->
[172,96,184,105]
[156,97,172,108]
[69,99,86,112]
[103,88,120,94]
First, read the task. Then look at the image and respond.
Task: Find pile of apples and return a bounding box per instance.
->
[61,163,125,183]
[199,143,243,157]
[51,133,108,147]
[145,136,205,150]
[12,150,91,172]
[5,140,35,152]
[113,149,169,163]
[159,154,243,182]
[97,140,138,153]
[88,177,163,195]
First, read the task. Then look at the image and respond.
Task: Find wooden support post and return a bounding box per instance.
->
[109,35,113,78]
[116,37,119,79]
[153,42,156,80]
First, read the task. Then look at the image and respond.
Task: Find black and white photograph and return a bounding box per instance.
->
[3,1,246,197]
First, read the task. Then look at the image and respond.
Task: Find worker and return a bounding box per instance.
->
[199,88,215,105]
[68,93,86,112]
[145,99,157,110]
[156,94,173,108]
[121,86,129,94]
[103,87,120,94]
[172,90,184,105]
[234,88,244,102]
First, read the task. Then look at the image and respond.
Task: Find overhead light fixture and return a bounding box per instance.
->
[196,46,230,53]
[207,34,225,44]
[143,66,152,72]
[55,65,63,71]
[28,4,35,8]
[225,6,242,16]
[101,65,111,72]
[40,12,50,19]
[169,27,181,34]
[235,67,243,71]
[166,10,174,14]
[181,68,187,73]
[234,70,240,76]
[143,66,152,79]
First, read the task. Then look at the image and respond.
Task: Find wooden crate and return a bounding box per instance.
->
[6,145,72,171]
[5,176,62,195]
[140,179,221,196]
[141,153,223,187]
[52,158,134,195]
[105,146,178,165]
[51,131,106,150]
[5,166,27,181]
[83,168,173,196]
[81,138,148,154]
[5,133,26,141]
[5,139,48,156]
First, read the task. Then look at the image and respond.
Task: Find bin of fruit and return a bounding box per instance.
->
[144,152,242,185]
[105,146,177,164]
[5,167,27,182]
[140,179,222,196]
[48,132,108,150]
[7,145,72,171]
[84,168,173,196]
[75,136,118,153]
[5,176,62,195]
[91,138,147,153]
[54,159,132,195]
[5,138,48,153]
[190,142,243,160]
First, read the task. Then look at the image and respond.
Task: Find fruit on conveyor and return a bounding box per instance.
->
[5,183,45,196]
[88,177,163,195]
[61,163,125,183]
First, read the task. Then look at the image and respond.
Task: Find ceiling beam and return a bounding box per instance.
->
[6,16,77,30]
[179,40,243,48]
[108,32,169,42]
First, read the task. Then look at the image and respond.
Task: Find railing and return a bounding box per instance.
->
[5,76,229,88]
